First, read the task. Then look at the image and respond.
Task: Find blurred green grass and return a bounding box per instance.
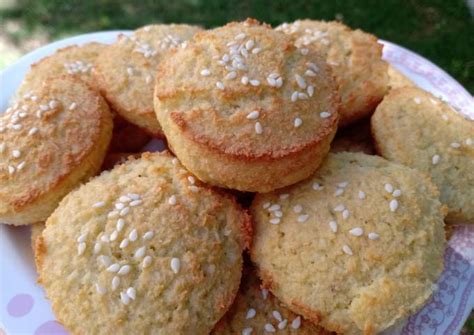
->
[0,0,473,92]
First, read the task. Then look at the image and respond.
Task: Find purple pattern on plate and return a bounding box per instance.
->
[35,321,68,335]
[7,293,34,317]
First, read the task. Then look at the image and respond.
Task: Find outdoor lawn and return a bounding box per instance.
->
[0,0,472,334]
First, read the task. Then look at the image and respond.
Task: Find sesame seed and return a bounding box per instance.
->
[291,316,301,329]
[312,182,323,190]
[274,210,283,218]
[77,233,88,243]
[110,230,118,241]
[200,69,210,76]
[305,69,317,77]
[335,188,344,197]
[269,218,281,225]
[414,97,421,104]
[125,287,136,300]
[320,112,331,118]
[216,81,225,90]
[241,76,249,85]
[466,138,473,145]
[250,79,260,86]
[112,276,120,291]
[263,202,271,209]
[168,195,177,205]
[342,209,349,220]
[143,231,154,240]
[0,143,5,153]
[368,232,380,240]
[252,47,261,54]
[98,255,111,267]
[334,204,345,212]
[16,161,25,170]
[392,189,402,197]
[270,310,282,322]
[8,166,15,175]
[298,92,309,100]
[142,256,152,268]
[342,245,353,255]
[145,75,152,84]
[234,33,246,40]
[39,104,49,111]
[297,214,309,223]
[261,288,269,300]
[116,219,125,232]
[95,284,106,294]
[291,91,299,102]
[255,122,263,134]
[268,204,281,212]
[118,265,131,276]
[390,199,399,212]
[329,221,338,233]
[93,242,101,254]
[120,207,130,216]
[358,191,366,199]
[242,328,253,335]
[294,117,303,128]
[129,200,142,207]
[171,257,181,274]
[107,263,120,272]
[48,100,58,109]
[245,39,255,50]
[100,235,109,243]
[127,67,134,76]
[246,110,260,120]
[128,193,141,200]
[451,142,461,148]
[119,239,129,249]
[129,229,138,241]
[134,246,146,259]
[115,202,125,210]
[187,176,196,184]
[264,324,276,332]
[92,201,105,208]
[119,195,131,203]
[246,308,256,319]
[307,62,319,72]
[293,204,303,213]
[11,124,22,130]
[77,242,86,255]
[28,127,38,136]
[349,227,364,236]
[432,154,441,165]
[278,320,288,329]
[120,292,130,305]
[384,183,394,193]
[307,85,314,97]
[295,74,307,89]
[107,211,119,219]
[338,181,349,188]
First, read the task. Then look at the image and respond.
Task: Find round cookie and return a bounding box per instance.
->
[371,87,474,223]
[17,42,106,98]
[0,76,113,225]
[251,152,445,334]
[94,24,202,137]
[386,64,415,90]
[330,118,375,155]
[36,152,251,334]
[154,19,339,192]
[276,20,388,127]
[212,267,329,335]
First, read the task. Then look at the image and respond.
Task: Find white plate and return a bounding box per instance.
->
[0,31,473,335]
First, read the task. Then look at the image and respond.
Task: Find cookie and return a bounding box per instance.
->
[0,76,113,225]
[17,42,106,98]
[371,87,474,223]
[36,152,251,334]
[212,267,329,335]
[387,64,415,90]
[330,118,375,155]
[154,19,339,192]
[94,24,202,137]
[276,20,388,127]
[251,152,445,334]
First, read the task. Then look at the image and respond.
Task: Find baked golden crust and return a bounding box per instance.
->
[330,117,375,155]
[387,63,415,90]
[16,42,106,98]
[212,267,330,335]
[155,19,339,192]
[36,151,251,334]
[276,20,388,127]
[94,24,202,137]
[371,87,474,223]
[0,76,113,225]
[251,152,445,334]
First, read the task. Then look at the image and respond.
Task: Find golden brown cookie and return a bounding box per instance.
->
[36,152,251,334]
[372,87,474,223]
[17,42,106,98]
[94,24,202,137]
[251,152,445,334]
[276,20,388,127]
[213,267,330,335]
[330,118,375,155]
[0,76,113,225]
[387,63,415,90]
[154,19,339,192]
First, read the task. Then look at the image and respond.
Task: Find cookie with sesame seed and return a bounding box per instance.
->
[251,152,445,334]
[386,64,415,90]
[212,267,330,335]
[16,42,107,98]
[36,151,251,334]
[371,87,474,223]
[330,117,375,155]
[154,19,340,192]
[94,24,202,137]
[0,76,113,225]
[276,20,388,127]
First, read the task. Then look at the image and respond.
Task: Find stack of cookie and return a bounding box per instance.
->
[1,18,472,335]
